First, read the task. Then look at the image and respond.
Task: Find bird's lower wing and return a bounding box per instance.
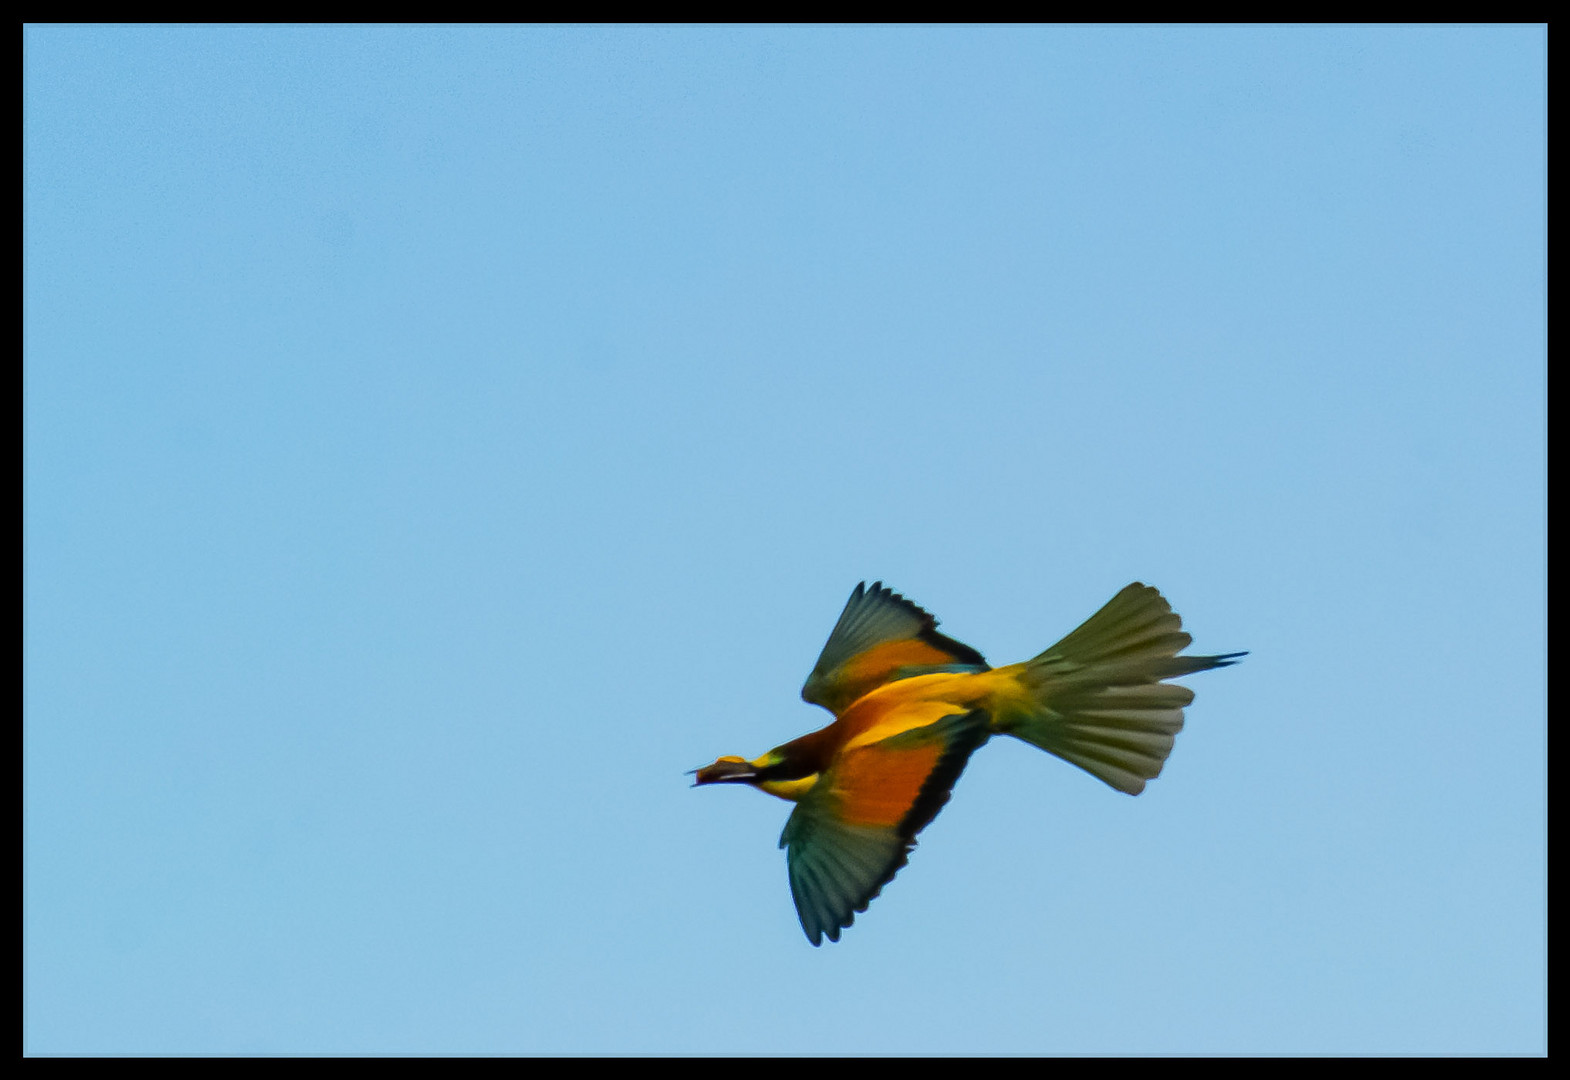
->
[780,708,990,945]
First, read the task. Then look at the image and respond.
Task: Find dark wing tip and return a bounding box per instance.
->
[867,582,989,669]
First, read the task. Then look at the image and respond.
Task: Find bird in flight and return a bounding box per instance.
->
[693,581,1243,945]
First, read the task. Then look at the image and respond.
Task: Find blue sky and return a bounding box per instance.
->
[25,25,1544,1055]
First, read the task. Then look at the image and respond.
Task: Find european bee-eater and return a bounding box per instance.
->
[694,581,1243,945]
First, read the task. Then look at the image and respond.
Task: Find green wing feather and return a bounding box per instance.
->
[801,582,988,715]
[779,708,991,945]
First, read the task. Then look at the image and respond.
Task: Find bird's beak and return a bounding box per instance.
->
[691,757,759,786]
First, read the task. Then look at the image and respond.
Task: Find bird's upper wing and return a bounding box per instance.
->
[801,582,989,715]
[779,705,991,945]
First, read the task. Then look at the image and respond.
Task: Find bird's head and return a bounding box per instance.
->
[690,745,822,802]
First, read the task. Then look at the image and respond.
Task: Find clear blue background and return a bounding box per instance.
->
[25,25,1544,1055]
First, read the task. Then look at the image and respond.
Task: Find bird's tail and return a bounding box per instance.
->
[995,583,1243,795]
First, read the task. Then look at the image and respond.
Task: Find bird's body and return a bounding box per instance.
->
[752,669,1005,800]
[694,581,1243,945]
